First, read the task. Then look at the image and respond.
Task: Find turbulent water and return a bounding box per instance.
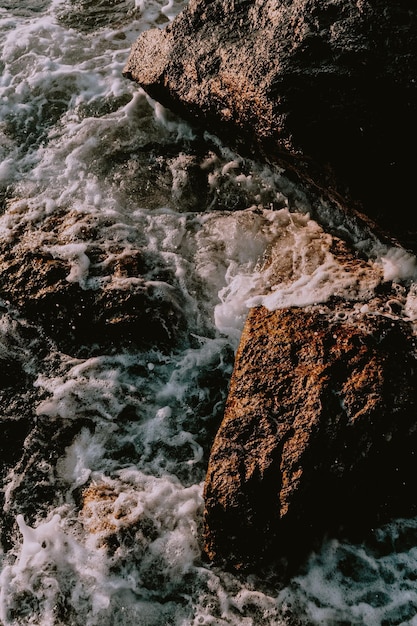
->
[1,1,417,625]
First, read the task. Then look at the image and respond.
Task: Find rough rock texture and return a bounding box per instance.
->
[203,302,417,570]
[80,482,158,555]
[124,0,417,252]
[0,209,187,357]
[124,0,417,568]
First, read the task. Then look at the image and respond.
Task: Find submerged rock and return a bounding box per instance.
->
[0,209,187,357]
[0,308,93,549]
[203,301,417,570]
[124,0,417,252]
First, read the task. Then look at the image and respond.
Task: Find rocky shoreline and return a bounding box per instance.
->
[123,0,417,571]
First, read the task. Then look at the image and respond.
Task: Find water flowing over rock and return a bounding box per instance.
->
[123,0,417,572]
[0,308,93,549]
[123,0,417,252]
[203,299,417,571]
[5,0,417,621]
[0,208,187,357]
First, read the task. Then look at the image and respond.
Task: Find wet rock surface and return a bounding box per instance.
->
[124,0,417,253]
[0,0,416,589]
[124,0,417,571]
[0,209,187,357]
[203,299,417,571]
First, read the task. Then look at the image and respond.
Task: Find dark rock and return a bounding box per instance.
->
[1,416,95,552]
[0,416,33,467]
[0,210,187,357]
[203,301,417,571]
[124,0,417,252]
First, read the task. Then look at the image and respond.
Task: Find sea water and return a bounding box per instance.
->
[1,1,417,624]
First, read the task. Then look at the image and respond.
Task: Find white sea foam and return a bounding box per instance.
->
[1,0,417,625]
[378,246,417,282]
[1,470,204,625]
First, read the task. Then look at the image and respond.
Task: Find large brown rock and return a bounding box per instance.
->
[203,302,417,571]
[124,0,417,252]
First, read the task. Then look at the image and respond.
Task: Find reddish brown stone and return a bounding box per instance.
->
[203,304,417,570]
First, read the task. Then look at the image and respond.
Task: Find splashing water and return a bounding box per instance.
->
[1,1,417,625]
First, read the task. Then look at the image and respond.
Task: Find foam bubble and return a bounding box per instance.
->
[45,243,91,287]
[194,209,386,341]
[0,158,15,182]
[378,247,417,282]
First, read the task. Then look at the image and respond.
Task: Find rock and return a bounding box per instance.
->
[124,0,417,252]
[3,417,93,536]
[0,148,309,358]
[80,482,158,558]
[203,301,417,571]
[0,208,187,357]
